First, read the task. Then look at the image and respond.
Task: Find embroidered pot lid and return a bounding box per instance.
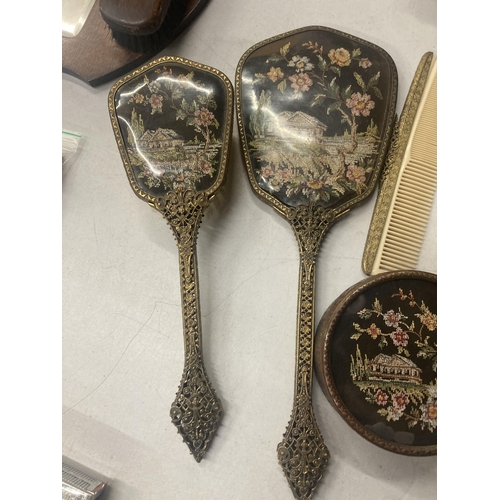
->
[314,270,437,456]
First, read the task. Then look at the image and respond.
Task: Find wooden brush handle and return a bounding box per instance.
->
[99,0,173,34]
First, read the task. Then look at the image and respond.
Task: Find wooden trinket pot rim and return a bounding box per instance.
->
[314,270,437,456]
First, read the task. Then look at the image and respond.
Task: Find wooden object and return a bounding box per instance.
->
[100,0,173,35]
[62,0,209,87]
[314,270,437,456]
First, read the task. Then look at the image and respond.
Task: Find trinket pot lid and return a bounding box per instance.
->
[314,270,437,456]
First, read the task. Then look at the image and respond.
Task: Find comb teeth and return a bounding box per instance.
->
[371,55,437,274]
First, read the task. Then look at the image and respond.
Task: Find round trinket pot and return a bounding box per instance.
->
[314,270,437,456]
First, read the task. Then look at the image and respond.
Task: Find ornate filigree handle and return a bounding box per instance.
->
[156,188,223,462]
[277,203,334,499]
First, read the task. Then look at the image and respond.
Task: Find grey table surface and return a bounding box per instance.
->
[62,1,437,498]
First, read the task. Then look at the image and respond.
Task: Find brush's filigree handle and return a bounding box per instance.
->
[277,203,334,499]
[156,188,223,462]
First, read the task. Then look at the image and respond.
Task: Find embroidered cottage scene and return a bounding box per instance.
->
[349,288,437,433]
[120,67,224,192]
[246,38,386,205]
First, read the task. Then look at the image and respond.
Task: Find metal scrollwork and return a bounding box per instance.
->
[278,374,330,500]
[156,188,223,462]
[275,202,334,499]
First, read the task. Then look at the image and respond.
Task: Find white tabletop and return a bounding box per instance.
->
[62,1,437,498]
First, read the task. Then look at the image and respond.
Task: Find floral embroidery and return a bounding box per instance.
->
[420,399,437,426]
[392,391,409,409]
[123,68,222,191]
[346,92,375,117]
[289,72,314,93]
[374,389,388,405]
[417,307,437,332]
[247,38,383,204]
[149,93,164,114]
[133,93,145,104]
[359,58,372,69]
[288,55,314,72]
[346,163,367,184]
[328,47,352,67]
[366,323,381,339]
[350,289,437,432]
[390,327,409,347]
[383,309,401,327]
[176,72,194,88]
[194,107,215,127]
[267,67,284,82]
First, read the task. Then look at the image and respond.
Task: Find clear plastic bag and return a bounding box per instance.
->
[62,131,81,167]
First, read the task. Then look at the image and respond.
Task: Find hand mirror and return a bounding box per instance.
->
[235,26,397,498]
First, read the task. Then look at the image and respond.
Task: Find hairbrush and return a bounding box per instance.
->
[100,0,187,52]
[108,56,233,461]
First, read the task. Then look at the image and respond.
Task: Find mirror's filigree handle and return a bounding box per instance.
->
[156,188,223,462]
[277,203,334,499]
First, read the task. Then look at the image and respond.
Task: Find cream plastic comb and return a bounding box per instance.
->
[362,52,437,275]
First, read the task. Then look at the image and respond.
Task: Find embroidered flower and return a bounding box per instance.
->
[358,308,372,319]
[176,73,192,88]
[390,327,409,346]
[278,168,291,182]
[267,66,284,82]
[133,93,145,104]
[346,163,366,184]
[194,107,215,127]
[289,73,314,93]
[288,55,314,72]
[383,310,401,327]
[366,323,381,339]
[149,94,163,113]
[149,81,162,92]
[392,391,409,409]
[198,159,212,174]
[261,166,273,178]
[374,389,388,406]
[346,92,375,117]
[359,58,372,69]
[306,179,324,191]
[387,405,404,421]
[427,385,437,399]
[328,48,351,67]
[420,399,437,426]
[420,310,437,331]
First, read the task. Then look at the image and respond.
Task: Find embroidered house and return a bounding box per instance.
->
[368,354,422,385]
[267,111,327,143]
[138,128,184,151]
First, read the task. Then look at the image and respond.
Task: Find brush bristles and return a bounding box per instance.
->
[377,65,437,273]
[108,0,187,53]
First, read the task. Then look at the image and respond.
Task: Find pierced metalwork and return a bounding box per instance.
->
[276,203,335,499]
[108,57,233,461]
[156,189,223,462]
